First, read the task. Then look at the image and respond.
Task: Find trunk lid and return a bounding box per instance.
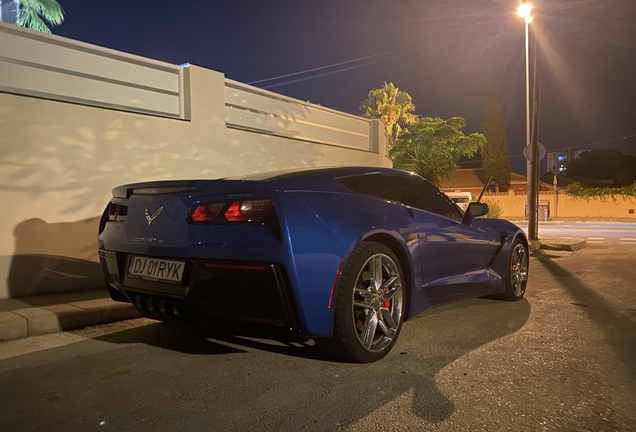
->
[102,179,281,252]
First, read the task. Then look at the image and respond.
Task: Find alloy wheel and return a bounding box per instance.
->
[511,243,528,296]
[351,253,404,353]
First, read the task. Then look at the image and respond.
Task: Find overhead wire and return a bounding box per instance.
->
[247,48,408,85]
[245,32,439,89]
[258,50,414,90]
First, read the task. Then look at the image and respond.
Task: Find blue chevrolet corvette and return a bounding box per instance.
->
[99,167,529,362]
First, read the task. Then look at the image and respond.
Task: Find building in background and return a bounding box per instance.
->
[440,168,553,194]
[547,148,585,174]
[0,0,18,24]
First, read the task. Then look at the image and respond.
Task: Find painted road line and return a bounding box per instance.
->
[619,238,636,243]
[587,238,605,244]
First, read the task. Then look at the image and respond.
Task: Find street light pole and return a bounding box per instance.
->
[524,17,531,193]
[529,36,541,243]
[518,3,539,244]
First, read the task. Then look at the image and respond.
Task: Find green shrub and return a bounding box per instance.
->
[470,196,503,218]
[564,182,636,200]
[482,198,503,218]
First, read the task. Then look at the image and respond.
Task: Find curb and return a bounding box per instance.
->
[0,300,141,342]
[540,238,587,252]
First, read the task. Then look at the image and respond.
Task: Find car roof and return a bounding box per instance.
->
[228,166,411,182]
[111,167,421,198]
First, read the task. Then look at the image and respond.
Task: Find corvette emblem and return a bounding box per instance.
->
[144,206,163,226]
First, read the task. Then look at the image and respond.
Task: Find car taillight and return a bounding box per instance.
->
[191,202,226,223]
[224,200,273,222]
[107,203,128,222]
[189,199,281,241]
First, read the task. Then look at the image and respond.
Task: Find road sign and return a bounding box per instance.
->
[523,143,546,161]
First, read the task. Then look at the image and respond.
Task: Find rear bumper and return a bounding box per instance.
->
[99,249,301,333]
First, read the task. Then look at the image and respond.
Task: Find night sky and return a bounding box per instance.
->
[52,0,636,175]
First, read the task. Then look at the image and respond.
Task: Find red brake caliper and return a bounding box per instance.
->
[382,278,390,308]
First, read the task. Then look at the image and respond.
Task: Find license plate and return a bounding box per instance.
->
[128,256,185,282]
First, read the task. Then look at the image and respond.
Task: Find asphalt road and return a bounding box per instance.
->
[515,222,636,245]
[1,244,635,431]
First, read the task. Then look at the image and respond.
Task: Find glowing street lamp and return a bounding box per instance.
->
[517,3,533,22]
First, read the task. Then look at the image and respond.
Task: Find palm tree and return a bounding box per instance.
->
[360,82,417,149]
[16,0,64,33]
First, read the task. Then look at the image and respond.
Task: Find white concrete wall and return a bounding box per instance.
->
[225,80,372,151]
[0,22,188,119]
[0,23,390,298]
[223,80,388,175]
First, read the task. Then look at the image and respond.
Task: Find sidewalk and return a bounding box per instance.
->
[0,289,140,341]
[539,237,587,251]
[507,218,636,224]
[0,236,586,342]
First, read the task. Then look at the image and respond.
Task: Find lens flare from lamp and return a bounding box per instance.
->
[517,3,532,18]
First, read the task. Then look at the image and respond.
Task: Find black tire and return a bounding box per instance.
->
[315,241,407,363]
[499,238,529,301]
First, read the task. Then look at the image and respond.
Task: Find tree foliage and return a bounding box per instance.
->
[390,116,486,186]
[17,0,64,33]
[479,91,511,191]
[566,149,636,187]
[564,182,636,200]
[359,82,417,148]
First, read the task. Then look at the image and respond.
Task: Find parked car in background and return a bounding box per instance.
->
[445,191,473,211]
[98,167,529,363]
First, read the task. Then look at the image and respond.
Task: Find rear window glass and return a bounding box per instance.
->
[383,174,463,218]
[337,174,397,202]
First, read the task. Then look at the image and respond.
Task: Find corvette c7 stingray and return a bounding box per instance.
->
[99,167,529,362]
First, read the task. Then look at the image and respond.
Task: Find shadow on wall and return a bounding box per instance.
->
[0,92,325,217]
[8,216,103,298]
[226,128,323,175]
[224,96,325,175]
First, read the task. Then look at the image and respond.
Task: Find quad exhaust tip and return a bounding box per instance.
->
[134,294,186,321]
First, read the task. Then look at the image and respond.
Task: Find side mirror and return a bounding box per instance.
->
[462,202,489,225]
